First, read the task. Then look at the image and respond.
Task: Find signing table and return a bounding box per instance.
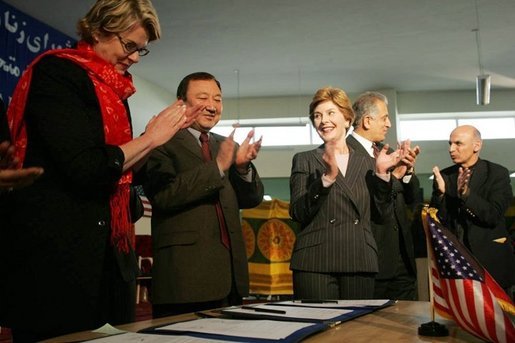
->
[42,301,481,342]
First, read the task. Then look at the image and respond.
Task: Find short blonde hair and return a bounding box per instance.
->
[77,0,161,44]
[309,87,354,125]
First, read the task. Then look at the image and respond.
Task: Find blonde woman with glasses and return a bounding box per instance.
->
[1,0,202,341]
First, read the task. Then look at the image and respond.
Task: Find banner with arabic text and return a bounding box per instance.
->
[0,0,75,103]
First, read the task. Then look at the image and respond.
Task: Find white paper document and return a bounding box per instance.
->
[159,318,318,340]
[223,304,352,321]
[273,299,391,308]
[92,323,127,335]
[84,331,225,342]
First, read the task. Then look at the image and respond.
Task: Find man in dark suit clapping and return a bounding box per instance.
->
[347,91,421,300]
[144,72,264,318]
[431,125,515,297]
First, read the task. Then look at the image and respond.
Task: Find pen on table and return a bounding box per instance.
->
[195,311,219,318]
[240,306,286,314]
[299,299,339,304]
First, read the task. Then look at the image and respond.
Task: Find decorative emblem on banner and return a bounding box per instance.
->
[241,219,256,258]
[257,218,296,262]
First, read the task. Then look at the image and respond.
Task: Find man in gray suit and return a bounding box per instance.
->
[144,72,264,317]
[347,91,421,300]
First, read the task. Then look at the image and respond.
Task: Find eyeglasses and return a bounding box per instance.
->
[116,34,150,57]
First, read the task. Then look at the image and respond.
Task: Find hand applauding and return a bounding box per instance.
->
[0,141,44,190]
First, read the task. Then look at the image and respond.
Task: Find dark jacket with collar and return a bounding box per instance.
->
[430,158,515,288]
[143,129,264,304]
[289,145,392,273]
[346,135,419,279]
[0,55,138,336]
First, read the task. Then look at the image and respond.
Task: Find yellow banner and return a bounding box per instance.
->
[248,262,293,295]
[242,199,291,219]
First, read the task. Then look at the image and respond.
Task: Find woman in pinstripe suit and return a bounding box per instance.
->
[289,87,402,300]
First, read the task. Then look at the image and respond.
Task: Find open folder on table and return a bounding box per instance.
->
[270,299,395,310]
[83,331,222,342]
[219,302,379,324]
[138,317,329,342]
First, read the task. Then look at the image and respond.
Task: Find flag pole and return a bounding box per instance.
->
[418,205,448,337]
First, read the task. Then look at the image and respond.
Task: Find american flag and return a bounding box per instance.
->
[422,207,515,343]
[134,185,152,217]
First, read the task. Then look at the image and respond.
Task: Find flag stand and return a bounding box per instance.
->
[418,321,448,336]
[418,303,449,337]
[418,206,448,337]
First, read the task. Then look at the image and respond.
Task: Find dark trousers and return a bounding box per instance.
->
[374,253,417,300]
[292,270,375,300]
[11,329,54,343]
[152,281,242,318]
[10,247,136,343]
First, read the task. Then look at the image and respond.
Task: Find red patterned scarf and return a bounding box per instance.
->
[7,41,136,253]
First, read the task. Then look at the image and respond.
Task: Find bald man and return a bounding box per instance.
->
[431,125,515,295]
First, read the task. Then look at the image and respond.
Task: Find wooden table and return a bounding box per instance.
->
[42,301,482,342]
[303,301,481,342]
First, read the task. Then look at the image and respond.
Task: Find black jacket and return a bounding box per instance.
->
[430,159,515,288]
[0,55,138,337]
[346,135,419,279]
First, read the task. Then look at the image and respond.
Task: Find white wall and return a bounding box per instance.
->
[129,75,176,136]
[221,89,515,177]
[129,80,515,233]
[129,75,175,235]
[128,80,515,177]
[396,89,515,174]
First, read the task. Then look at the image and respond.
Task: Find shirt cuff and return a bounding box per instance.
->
[238,168,253,182]
[322,174,336,187]
[376,172,391,183]
[402,174,413,184]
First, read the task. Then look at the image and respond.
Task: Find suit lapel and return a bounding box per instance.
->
[337,151,363,188]
[312,146,326,170]
[338,152,368,212]
[210,132,224,158]
[469,159,487,191]
[316,145,364,214]
[347,135,370,157]
[176,129,203,160]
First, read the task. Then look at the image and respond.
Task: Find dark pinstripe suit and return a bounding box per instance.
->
[289,145,392,299]
[347,135,419,300]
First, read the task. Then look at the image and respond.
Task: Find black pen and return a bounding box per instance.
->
[195,311,219,318]
[240,305,286,314]
[300,299,339,304]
